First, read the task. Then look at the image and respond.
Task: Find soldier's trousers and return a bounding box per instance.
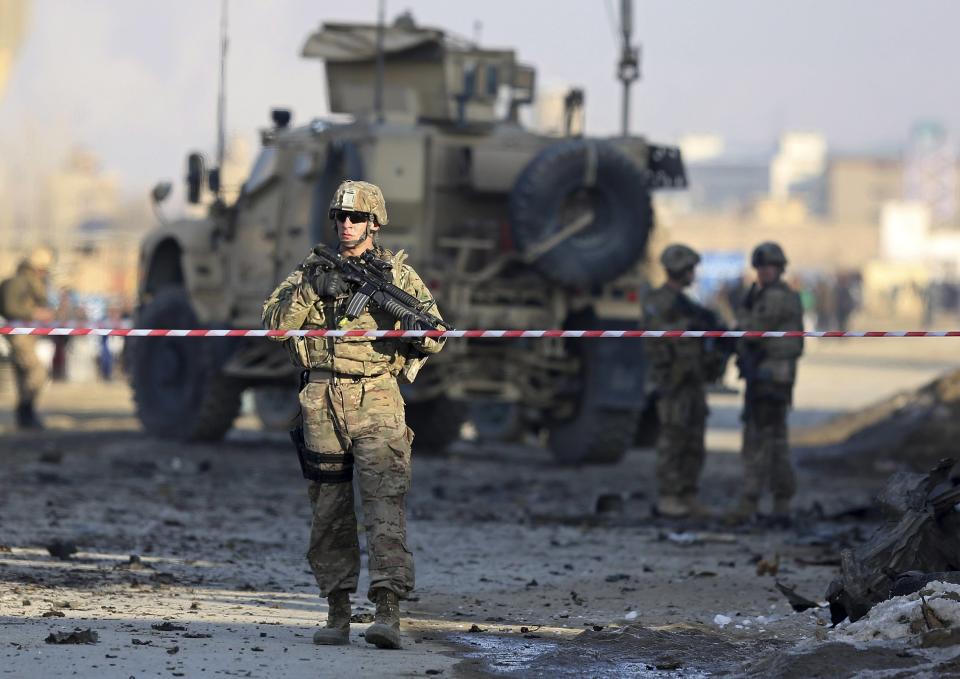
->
[5,335,47,405]
[299,372,414,602]
[741,385,796,501]
[655,383,708,497]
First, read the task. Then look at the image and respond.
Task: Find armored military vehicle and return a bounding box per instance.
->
[131,13,685,464]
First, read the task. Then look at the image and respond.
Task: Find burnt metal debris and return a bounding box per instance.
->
[826,458,960,624]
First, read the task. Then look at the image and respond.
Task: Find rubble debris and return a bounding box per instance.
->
[826,459,960,623]
[794,555,842,567]
[39,450,63,465]
[661,531,738,546]
[150,572,178,585]
[350,612,374,623]
[796,368,960,470]
[182,633,213,639]
[504,624,744,676]
[131,638,152,646]
[41,610,65,618]
[834,581,960,643]
[595,493,624,514]
[468,624,484,633]
[46,539,78,560]
[0,545,12,553]
[756,555,780,577]
[891,571,960,597]
[115,554,153,571]
[775,581,821,612]
[166,645,180,655]
[151,622,186,631]
[45,629,98,644]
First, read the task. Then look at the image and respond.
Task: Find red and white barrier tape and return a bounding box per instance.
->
[2,326,959,339]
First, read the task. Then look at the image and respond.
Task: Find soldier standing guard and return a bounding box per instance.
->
[0,247,55,429]
[731,242,804,524]
[643,244,716,518]
[262,181,445,650]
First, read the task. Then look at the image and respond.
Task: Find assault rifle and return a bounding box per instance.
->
[308,244,452,331]
[674,295,736,382]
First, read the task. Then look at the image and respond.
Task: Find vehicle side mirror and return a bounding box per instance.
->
[186,152,206,204]
[151,181,173,205]
[208,167,221,195]
[271,108,292,128]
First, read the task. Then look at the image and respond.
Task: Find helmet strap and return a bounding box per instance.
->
[335,220,372,249]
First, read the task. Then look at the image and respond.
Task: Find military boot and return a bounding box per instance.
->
[313,590,351,645]
[725,496,759,525]
[365,588,401,650]
[15,402,44,430]
[681,493,712,518]
[654,495,690,518]
[768,497,792,529]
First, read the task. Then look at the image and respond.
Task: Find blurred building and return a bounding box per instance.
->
[667,136,772,215]
[904,121,958,226]
[44,148,121,246]
[769,132,828,215]
[0,0,30,102]
[827,154,902,224]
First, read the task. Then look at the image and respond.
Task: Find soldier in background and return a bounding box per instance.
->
[643,244,721,518]
[262,181,444,650]
[0,247,55,429]
[731,242,804,524]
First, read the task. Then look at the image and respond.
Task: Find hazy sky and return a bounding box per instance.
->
[2,0,959,192]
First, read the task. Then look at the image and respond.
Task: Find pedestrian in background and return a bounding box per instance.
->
[0,247,56,429]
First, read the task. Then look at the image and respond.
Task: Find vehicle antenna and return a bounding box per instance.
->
[215,0,229,196]
[617,0,640,136]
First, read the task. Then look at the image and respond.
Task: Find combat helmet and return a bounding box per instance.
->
[751,241,787,268]
[329,180,389,226]
[26,246,54,271]
[660,243,701,275]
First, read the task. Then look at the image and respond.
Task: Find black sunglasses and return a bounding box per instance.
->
[330,210,371,224]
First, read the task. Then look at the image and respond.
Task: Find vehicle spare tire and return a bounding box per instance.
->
[129,286,243,442]
[509,139,653,289]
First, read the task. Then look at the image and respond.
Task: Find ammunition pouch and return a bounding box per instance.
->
[289,425,354,484]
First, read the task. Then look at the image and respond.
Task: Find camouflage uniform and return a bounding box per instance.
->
[736,280,804,506]
[643,284,710,504]
[262,246,443,602]
[1,261,50,419]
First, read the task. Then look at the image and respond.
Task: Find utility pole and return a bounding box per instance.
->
[617,0,640,137]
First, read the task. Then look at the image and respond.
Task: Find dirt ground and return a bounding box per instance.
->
[1,338,959,678]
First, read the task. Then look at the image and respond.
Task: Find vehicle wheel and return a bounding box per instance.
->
[130,286,242,441]
[405,395,468,455]
[469,401,524,443]
[548,409,637,465]
[253,384,300,431]
[546,329,643,465]
[510,139,653,289]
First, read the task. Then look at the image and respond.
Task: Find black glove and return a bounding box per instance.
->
[400,313,425,331]
[312,269,351,298]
